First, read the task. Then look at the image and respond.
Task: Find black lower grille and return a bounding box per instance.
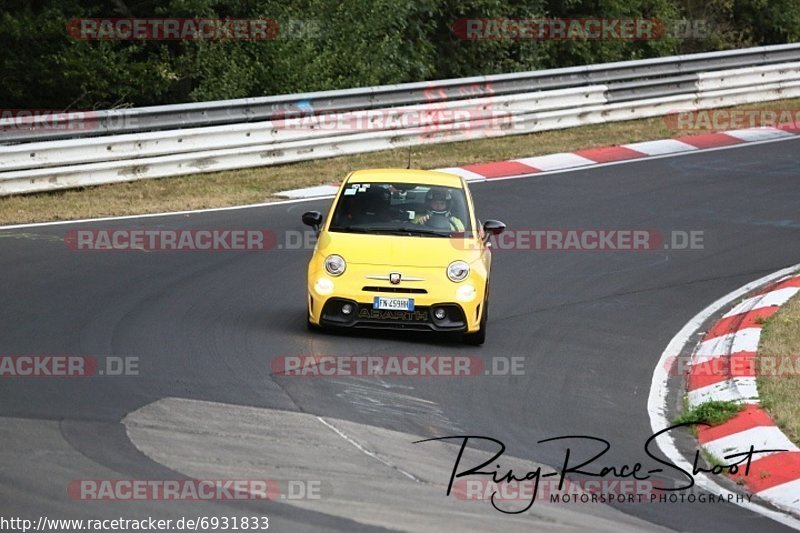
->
[320,298,466,332]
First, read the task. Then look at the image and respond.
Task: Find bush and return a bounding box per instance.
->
[0,0,797,109]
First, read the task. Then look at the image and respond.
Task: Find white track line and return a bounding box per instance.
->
[0,196,321,231]
[703,427,799,461]
[648,263,800,529]
[278,184,341,199]
[687,377,760,406]
[434,167,487,182]
[622,139,698,156]
[760,480,800,511]
[724,128,796,143]
[723,287,800,318]
[316,416,423,483]
[693,328,762,362]
[513,152,596,171]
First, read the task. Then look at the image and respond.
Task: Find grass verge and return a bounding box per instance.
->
[757,291,800,444]
[2,98,800,225]
[673,400,744,428]
[673,400,745,471]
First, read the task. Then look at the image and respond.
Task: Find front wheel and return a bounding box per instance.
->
[463,296,488,346]
[307,315,321,332]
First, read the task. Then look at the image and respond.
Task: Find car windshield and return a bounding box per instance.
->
[328,182,472,236]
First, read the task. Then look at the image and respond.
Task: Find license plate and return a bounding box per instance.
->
[373,297,414,311]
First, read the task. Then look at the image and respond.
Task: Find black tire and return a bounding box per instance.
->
[307,315,321,332]
[463,293,488,345]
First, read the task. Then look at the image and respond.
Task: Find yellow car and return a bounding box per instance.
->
[302,169,505,345]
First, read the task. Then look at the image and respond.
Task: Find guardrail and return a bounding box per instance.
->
[3,42,800,144]
[0,87,608,172]
[2,44,799,196]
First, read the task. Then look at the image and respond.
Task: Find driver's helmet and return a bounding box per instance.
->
[425,187,452,215]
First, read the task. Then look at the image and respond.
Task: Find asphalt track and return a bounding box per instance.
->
[1,138,800,531]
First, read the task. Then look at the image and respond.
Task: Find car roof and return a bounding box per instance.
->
[345,169,464,188]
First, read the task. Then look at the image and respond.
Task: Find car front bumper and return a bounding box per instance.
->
[307,267,486,333]
[316,298,471,331]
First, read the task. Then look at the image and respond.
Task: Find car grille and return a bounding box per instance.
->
[361,286,427,294]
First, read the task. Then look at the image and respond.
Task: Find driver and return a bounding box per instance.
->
[412,187,465,231]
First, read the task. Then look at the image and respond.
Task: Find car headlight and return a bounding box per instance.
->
[447,260,470,282]
[324,254,346,276]
[314,277,334,295]
[456,284,476,302]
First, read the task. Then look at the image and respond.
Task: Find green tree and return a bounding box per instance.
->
[0,0,796,109]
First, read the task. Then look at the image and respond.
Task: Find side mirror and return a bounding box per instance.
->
[483,220,506,241]
[483,220,506,246]
[302,211,323,233]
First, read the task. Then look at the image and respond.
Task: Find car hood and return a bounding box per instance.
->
[317,231,481,267]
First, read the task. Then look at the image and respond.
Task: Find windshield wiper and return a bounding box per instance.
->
[329,226,372,233]
[368,227,449,237]
[330,226,449,236]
